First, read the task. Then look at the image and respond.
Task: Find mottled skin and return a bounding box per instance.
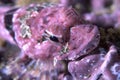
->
[12,4,100,61]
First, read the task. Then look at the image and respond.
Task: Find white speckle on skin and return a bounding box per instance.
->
[81,58,84,61]
[75,62,78,65]
[79,74,83,78]
[84,14,92,21]
[35,43,41,49]
[22,42,31,51]
[83,49,87,53]
[53,57,58,66]
[69,53,76,60]
[84,75,89,79]
[63,77,67,80]
[94,68,98,71]
[88,69,90,72]
[90,63,94,66]
[30,11,39,17]
[92,60,95,63]
[84,75,88,79]
[86,59,90,63]
[13,12,19,22]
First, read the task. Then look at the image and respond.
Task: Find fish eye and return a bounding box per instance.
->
[49,36,59,42]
